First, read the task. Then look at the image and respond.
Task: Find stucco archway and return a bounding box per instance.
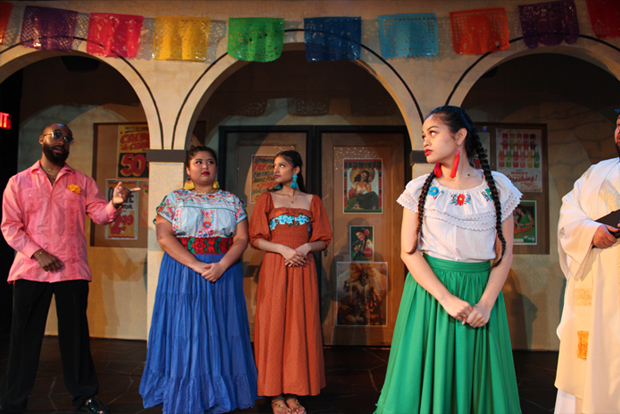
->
[170,40,423,150]
[0,47,156,340]
[456,46,620,350]
[0,44,163,148]
[447,35,620,108]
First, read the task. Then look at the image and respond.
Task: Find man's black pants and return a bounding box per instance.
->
[0,280,98,413]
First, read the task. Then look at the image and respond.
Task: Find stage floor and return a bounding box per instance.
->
[0,337,557,413]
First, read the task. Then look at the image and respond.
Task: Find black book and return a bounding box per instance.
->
[596,209,620,238]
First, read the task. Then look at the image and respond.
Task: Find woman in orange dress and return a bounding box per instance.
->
[249,150,332,414]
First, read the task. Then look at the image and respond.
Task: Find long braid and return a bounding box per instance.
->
[409,171,436,254]
[425,106,507,266]
[461,111,506,266]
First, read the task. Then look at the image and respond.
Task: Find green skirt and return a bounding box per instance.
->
[375,255,521,414]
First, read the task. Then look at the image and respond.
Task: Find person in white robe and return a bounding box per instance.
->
[554,118,620,414]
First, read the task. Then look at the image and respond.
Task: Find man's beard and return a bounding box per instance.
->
[43,142,69,164]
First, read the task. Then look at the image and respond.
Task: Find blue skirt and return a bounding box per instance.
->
[139,252,258,414]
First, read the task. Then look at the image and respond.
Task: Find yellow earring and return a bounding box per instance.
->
[213,180,220,190]
[184,179,195,190]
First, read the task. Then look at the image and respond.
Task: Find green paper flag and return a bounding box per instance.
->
[228,17,284,62]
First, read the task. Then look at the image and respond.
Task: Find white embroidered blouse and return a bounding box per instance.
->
[397,171,522,262]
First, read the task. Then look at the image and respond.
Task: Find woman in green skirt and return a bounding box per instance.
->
[375,106,522,414]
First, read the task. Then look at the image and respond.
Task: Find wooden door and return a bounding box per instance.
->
[320,132,405,346]
[223,131,307,337]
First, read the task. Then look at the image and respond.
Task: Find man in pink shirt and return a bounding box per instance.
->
[0,123,138,414]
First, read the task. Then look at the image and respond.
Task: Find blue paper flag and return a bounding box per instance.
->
[304,17,361,62]
[378,13,438,59]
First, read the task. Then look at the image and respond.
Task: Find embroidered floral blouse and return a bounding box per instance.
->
[269,214,312,232]
[156,189,247,238]
[397,171,522,262]
[249,191,332,250]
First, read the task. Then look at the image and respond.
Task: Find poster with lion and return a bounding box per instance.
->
[343,158,383,214]
[336,262,388,326]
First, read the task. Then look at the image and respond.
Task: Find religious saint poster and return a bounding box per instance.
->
[336,262,388,326]
[117,124,149,180]
[343,158,383,213]
[105,179,139,240]
[496,129,542,192]
[250,154,276,203]
[514,200,536,245]
[350,225,374,262]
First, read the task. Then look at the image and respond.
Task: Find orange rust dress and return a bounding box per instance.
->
[249,192,332,397]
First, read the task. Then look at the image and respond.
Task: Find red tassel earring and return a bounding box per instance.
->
[450,149,460,179]
[433,163,443,177]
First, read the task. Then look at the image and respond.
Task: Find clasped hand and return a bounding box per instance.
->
[281,244,310,267]
[191,261,224,282]
[441,295,491,328]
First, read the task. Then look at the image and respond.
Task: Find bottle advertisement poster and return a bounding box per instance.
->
[495,129,542,192]
[105,180,139,240]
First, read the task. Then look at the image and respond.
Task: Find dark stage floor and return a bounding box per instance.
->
[0,337,558,413]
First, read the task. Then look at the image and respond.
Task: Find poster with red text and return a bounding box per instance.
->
[105,180,138,240]
[495,128,542,192]
[250,155,276,203]
[117,125,149,180]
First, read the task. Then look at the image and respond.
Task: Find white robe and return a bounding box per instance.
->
[555,158,620,414]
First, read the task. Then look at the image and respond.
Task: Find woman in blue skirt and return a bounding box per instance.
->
[140,146,258,414]
[376,106,522,414]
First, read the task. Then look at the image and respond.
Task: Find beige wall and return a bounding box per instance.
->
[14,57,149,339]
[2,0,620,348]
[463,53,619,349]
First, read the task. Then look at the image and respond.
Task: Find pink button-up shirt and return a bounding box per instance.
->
[1,161,120,283]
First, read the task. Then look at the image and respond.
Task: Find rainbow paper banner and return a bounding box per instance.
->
[87,13,143,58]
[20,6,78,51]
[153,16,210,61]
[304,17,361,61]
[450,7,509,54]
[378,13,438,59]
[518,0,579,48]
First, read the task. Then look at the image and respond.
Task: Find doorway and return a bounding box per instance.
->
[220,125,409,346]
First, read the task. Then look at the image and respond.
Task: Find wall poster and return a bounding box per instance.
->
[105,179,139,240]
[117,124,149,180]
[343,158,383,214]
[350,225,374,262]
[495,128,543,192]
[250,154,276,203]
[476,122,549,254]
[514,200,537,245]
[336,262,388,326]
